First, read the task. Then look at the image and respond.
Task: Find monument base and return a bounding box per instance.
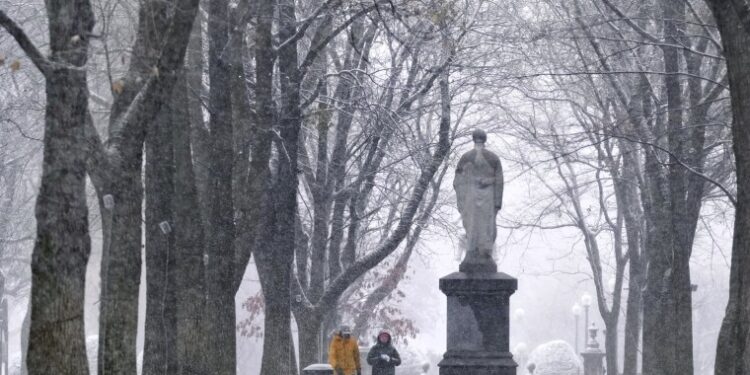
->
[459,258,498,273]
[439,272,517,375]
[439,351,516,375]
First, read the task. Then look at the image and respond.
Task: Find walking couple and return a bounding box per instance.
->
[328,325,402,375]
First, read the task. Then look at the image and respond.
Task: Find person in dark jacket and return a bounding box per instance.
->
[367,331,401,375]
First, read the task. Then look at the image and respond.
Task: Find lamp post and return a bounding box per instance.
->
[581,293,592,347]
[572,303,581,353]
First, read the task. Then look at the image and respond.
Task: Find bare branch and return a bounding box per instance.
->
[0,9,51,76]
[599,0,660,44]
[276,0,343,53]
[299,3,378,76]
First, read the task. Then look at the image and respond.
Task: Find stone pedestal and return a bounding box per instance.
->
[581,352,605,375]
[303,363,334,375]
[439,272,517,375]
[580,324,605,375]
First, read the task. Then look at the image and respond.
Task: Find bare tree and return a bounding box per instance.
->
[705,2,750,374]
[0,0,95,372]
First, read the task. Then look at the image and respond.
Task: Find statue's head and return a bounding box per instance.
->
[472,129,487,144]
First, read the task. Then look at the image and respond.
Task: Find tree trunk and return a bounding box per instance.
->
[256,0,304,372]
[98,1,169,372]
[604,319,618,375]
[665,59,695,375]
[641,1,694,373]
[622,251,642,375]
[26,1,95,373]
[229,8,257,291]
[307,25,332,301]
[251,0,284,372]
[99,127,149,375]
[256,251,295,375]
[620,141,643,375]
[662,1,694,373]
[146,72,178,375]
[172,71,211,374]
[641,152,674,375]
[205,0,237,372]
[296,313,323,368]
[187,2,211,234]
[706,2,750,374]
[142,93,178,374]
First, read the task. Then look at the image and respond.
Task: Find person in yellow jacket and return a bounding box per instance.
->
[328,325,362,375]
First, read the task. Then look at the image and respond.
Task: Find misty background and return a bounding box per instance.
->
[0,0,743,374]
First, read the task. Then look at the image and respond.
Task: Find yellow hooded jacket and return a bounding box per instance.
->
[328,334,361,375]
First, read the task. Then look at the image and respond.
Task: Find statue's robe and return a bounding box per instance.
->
[453,148,504,262]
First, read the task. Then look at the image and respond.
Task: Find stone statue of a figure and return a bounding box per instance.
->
[453,129,503,273]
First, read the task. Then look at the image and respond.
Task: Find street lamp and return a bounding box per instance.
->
[572,303,581,353]
[581,293,592,347]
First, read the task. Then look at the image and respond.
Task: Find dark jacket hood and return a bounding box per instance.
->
[376,331,392,345]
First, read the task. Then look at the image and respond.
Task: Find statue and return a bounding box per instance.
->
[453,129,503,273]
[441,130,515,375]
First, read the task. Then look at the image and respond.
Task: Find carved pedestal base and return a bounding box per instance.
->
[439,272,517,375]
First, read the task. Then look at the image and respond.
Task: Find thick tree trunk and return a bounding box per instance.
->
[251,0,287,372]
[256,251,295,375]
[297,313,323,368]
[26,1,95,373]
[307,26,332,301]
[255,0,304,373]
[143,59,210,374]
[172,71,211,374]
[665,72,695,375]
[641,154,674,374]
[662,1,694,373]
[642,2,695,374]
[707,2,750,374]
[98,1,168,373]
[622,250,642,375]
[98,153,144,375]
[98,0,201,369]
[186,4,211,233]
[229,10,257,291]
[205,0,237,372]
[604,319,618,375]
[620,143,643,375]
[142,95,178,374]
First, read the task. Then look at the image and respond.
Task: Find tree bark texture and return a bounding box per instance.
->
[707,2,750,374]
[143,89,178,375]
[95,0,201,371]
[172,71,211,374]
[256,0,303,372]
[98,1,169,372]
[205,0,237,372]
[26,0,95,373]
